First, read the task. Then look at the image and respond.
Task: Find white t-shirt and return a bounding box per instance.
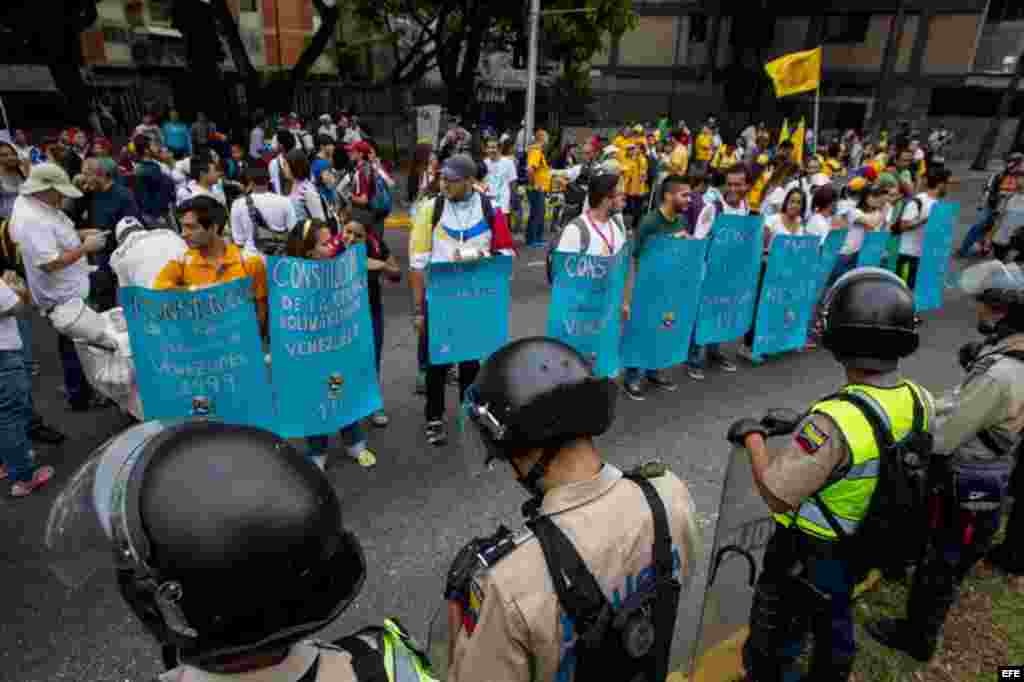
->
[996,194,1024,246]
[899,193,937,257]
[694,197,750,240]
[763,213,804,249]
[0,279,23,350]
[805,212,832,244]
[761,186,788,218]
[841,208,882,256]
[176,180,226,208]
[110,229,189,289]
[230,191,298,250]
[556,213,627,256]
[269,156,286,195]
[9,195,91,310]
[483,157,518,213]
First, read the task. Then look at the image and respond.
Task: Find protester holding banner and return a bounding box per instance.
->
[281,218,377,470]
[154,196,269,338]
[830,179,884,284]
[895,168,951,289]
[409,154,516,447]
[688,164,748,380]
[622,175,691,400]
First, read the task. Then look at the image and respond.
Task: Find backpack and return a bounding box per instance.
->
[545,216,592,285]
[809,385,934,583]
[248,194,289,256]
[526,467,680,682]
[369,170,393,217]
[889,196,924,235]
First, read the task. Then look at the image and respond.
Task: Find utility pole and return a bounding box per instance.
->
[524,0,540,149]
[972,49,1024,171]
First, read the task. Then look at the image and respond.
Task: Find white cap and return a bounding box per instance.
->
[115,216,144,243]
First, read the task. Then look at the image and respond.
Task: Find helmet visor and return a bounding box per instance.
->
[961,260,1024,299]
[457,385,508,479]
[45,421,170,590]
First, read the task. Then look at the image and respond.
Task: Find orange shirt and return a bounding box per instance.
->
[154,241,267,301]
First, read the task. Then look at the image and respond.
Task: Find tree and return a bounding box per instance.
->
[0,0,99,128]
[972,49,1024,171]
[349,0,636,119]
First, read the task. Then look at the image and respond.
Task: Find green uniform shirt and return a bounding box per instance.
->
[634,208,685,260]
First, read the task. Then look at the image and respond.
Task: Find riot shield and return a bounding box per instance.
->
[688,445,776,678]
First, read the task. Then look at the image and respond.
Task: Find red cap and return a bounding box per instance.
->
[346,140,372,155]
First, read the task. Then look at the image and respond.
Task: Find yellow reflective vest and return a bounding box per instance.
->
[774,381,931,541]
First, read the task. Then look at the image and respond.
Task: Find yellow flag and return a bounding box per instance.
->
[778,119,790,146]
[765,47,822,98]
[792,117,806,166]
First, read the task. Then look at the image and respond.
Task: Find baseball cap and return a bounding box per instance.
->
[115,216,144,243]
[633,124,644,133]
[21,163,82,198]
[440,154,477,182]
[319,114,332,122]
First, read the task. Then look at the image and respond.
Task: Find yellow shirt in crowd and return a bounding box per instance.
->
[747,168,773,213]
[527,144,551,193]
[622,156,647,196]
[154,242,268,302]
[695,133,713,161]
[668,142,689,176]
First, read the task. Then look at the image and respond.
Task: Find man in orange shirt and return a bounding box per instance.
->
[154,195,268,337]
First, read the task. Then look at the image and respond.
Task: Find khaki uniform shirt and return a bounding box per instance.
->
[158,641,358,682]
[449,464,702,682]
[761,372,935,509]
[937,333,1024,463]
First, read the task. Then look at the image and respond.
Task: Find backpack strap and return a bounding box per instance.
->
[333,633,389,681]
[295,654,321,682]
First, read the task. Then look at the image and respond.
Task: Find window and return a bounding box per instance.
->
[148,0,173,25]
[239,0,259,12]
[987,0,1024,23]
[689,14,708,43]
[823,14,870,44]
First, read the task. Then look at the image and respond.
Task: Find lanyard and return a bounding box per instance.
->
[585,211,615,255]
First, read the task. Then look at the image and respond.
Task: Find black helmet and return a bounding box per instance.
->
[821,267,919,371]
[464,337,616,462]
[46,421,365,666]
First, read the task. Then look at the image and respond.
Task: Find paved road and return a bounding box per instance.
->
[0,164,995,682]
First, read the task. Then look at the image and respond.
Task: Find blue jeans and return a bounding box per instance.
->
[306,422,368,462]
[958,207,994,257]
[16,314,32,369]
[688,342,721,370]
[527,190,546,245]
[624,368,660,383]
[0,350,34,482]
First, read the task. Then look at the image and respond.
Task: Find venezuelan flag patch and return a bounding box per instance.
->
[795,421,829,454]
[462,579,485,636]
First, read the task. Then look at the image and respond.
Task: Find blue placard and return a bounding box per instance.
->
[916,201,959,312]
[621,236,708,370]
[121,278,273,427]
[427,255,513,364]
[856,231,889,268]
[695,215,762,345]
[816,229,847,296]
[266,246,382,439]
[547,247,629,378]
[752,235,821,357]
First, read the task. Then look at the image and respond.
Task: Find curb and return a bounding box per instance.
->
[673,570,883,681]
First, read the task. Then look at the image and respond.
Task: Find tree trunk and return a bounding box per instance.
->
[47,0,99,128]
[705,9,723,83]
[173,0,229,123]
[872,0,907,136]
[211,0,263,118]
[450,0,488,122]
[283,0,340,108]
[972,50,1024,171]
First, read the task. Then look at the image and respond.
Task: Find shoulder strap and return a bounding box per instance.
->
[431,195,445,229]
[333,634,389,681]
[566,215,591,253]
[527,515,612,644]
[295,654,321,682]
[479,192,496,228]
[623,474,673,582]
[245,193,271,232]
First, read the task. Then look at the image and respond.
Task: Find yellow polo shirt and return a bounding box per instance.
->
[526,144,551,192]
[154,242,268,301]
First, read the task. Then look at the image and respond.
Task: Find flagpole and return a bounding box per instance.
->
[812,83,820,156]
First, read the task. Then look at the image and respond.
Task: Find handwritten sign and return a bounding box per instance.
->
[267,246,382,439]
[621,236,707,370]
[547,247,629,378]
[121,278,273,427]
[695,215,762,345]
[752,235,820,357]
[427,255,513,365]
[916,201,959,312]
[856,231,889,268]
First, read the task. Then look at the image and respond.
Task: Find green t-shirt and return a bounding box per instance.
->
[634,208,685,259]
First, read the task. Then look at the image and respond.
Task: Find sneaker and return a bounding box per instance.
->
[310,454,327,471]
[11,465,55,498]
[713,354,739,373]
[736,346,759,364]
[687,366,706,381]
[646,372,678,392]
[623,381,646,401]
[370,410,390,428]
[415,370,426,395]
[350,448,377,468]
[425,420,448,447]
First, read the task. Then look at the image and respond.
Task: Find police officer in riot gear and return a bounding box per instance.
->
[868,260,1024,661]
[445,336,701,682]
[728,268,934,681]
[46,420,435,682]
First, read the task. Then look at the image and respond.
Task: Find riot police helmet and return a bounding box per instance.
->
[961,260,1024,334]
[46,420,366,667]
[461,337,617,466]
[821,267,919,371]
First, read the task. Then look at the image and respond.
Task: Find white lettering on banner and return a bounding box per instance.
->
[564,318,608,336]
[177,374,238,397]
[271,254,358,290]
[563,254,609,280]
[761,279,818,306]
[125,287,253,323]
[152,353,249,377]
[712,226,754,249]
[284,323,358,357]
